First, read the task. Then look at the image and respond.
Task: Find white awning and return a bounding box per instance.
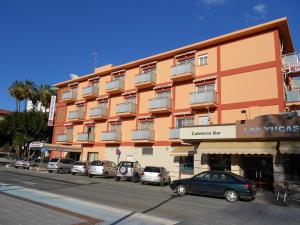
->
[279,141,300,154]
[44,144,83,153]
[170,146,195,156]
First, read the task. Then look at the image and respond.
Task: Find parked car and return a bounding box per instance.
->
[141,166,171,186]
[0,152,15,165]
[14,158,26,168]
[23,158,49,169]
[169,171,256,202]
[115,161,143,183]
[88,160,117,178]
[71,161,88,175]
[47,158,75,174]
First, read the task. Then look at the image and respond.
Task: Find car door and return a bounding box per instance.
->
[110,161,117,176]
[188,172,210,194]
[202,172,225,196]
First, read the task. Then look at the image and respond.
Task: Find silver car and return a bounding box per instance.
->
[14,158,25,168]
[115,161,143,183]
[88,160,117,178]
[141,166,171,186]
[47,158,75,174]
[71,161,88,175]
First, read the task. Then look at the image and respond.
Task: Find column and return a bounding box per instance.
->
[194,153,210,174]
[273,154,286,184]
[231,155,244,176]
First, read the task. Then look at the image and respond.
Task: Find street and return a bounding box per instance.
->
[1,167,300,225]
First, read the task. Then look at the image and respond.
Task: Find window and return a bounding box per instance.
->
[142,147,153,155]
[156,91,171,98]
[113,75,125,81]
[140,121,154,130]
[125,96,136,104]
[177,57,195,65]
[199,116,210,125]
[176,117,194,128]
[199,54,208,66]
[99,101,108,109]
[180,156,194,174]
[87,152,98,161]
[110,123,121,132]
[196,84,215,92]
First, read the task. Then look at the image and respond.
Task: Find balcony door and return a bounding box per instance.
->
[140,121,154,130]
[98,101,108,109]
[196,84,215,92]
[156,91,171,99]
[125,96,136,104]
[110,123,121,132]
[176,117,194,128]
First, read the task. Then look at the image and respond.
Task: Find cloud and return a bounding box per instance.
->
[253,3,266,14]
[197,0,225,7]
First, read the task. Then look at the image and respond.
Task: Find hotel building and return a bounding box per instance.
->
[51,18,300,189]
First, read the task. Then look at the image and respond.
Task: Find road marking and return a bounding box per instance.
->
[9,179,36,185]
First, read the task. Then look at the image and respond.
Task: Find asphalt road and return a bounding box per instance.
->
[1,167,300,225]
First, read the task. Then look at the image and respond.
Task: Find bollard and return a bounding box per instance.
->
[5,164,9,168]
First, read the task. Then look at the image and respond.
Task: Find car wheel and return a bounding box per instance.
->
[71,173,75,175]
[58,168,63,174]
[176,185,187,195]
[48,170,53,173]
[115,176,121,181]
[15,166,18,169]
[225,190,239,203]
[104,172,108,179]
[89,174,93,178]
[132,174,139,183]
[160,179,165,186]
[119,166,128,175]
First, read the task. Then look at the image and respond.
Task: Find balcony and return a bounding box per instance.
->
[132,129,154,142]
[282,53,300,73]
[61,90,77,103]
[291,79,300,89]
[101,131,122,142]
[116,102,136,117]
[56,134,72,143]
[68,110,84,122]
[286,89,300,105]
[134,71,156,89]
[169,128,180,139]
[190,90,217,109]
[82,86,99,99]
[105,79,125,94]
[171,62,195,82]
[89,107,108,120]
[148,97,172,114]
[77,132,95,143]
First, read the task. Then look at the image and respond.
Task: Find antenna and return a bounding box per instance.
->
[91,50,98,70]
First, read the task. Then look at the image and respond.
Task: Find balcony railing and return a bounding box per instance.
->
[149,97,172,110]
[68,110,84,120]
[101,131,122,141]
[106,79,125,91]
[62,90,77,101]
[89,107,108,118]
[286,89,300,102]
[56,134,72,142]
[135,71,156,85]
[132,129,154,141]
[77,132,95,142]
[292,79,300,89]
[282,53,300,73]
[171,62,195,77]
[116,102,136,114]
[82,86,99,96]
[169,128,180,139]
[190,90,217,105]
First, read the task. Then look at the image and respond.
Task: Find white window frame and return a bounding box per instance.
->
[199,116,210,125]
[176,117,194,128]
[199,54,208,66]
[196,84,215,92]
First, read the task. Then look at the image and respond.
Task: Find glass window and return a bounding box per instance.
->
[142,147,153,155]
[156,91,171,98]
[177,57,195,65]
[196,84,215,92]
[99,101,108,108]
[176,118,194,128]
[87,152,98,162]
[180,156,194,174]
[114,75,125,81]
[143,167,160,172]
[199,116,210,125]
[193,172,208,181]
[199,54,208,65]
[140,121,154,130]
[125,97,136,104]
[110,123,121,132]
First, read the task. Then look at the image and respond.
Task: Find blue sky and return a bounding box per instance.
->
[1,0,300,111]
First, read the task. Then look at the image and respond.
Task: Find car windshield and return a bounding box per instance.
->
[50,158,59,162]
[74,161,85,165]
[119,162,133,167]
[91,161,103,166]
[143,167,160,173]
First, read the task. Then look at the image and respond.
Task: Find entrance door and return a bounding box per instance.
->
[241,155,274,190]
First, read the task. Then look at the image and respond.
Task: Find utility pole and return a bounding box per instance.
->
[91,50,98,70]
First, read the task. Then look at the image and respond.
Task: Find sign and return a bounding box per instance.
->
[236,114,300,139]
[29,141,43,148]
[180,125,236,140]
[116,148,121,156]
[289,62,300,73]
[48,95,57,126]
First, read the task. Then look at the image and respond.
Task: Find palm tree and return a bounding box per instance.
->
[23,80,36,111]
[8,81,25,112]
[39,85,56,112]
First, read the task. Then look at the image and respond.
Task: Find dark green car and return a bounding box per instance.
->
[170,171,256,202]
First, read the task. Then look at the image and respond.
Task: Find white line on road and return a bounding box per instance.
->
[9,179,36,185]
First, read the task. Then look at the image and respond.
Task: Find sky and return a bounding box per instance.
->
[1,0,300,111]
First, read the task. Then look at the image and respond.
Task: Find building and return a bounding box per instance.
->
[26,100,49,112]
[51,18,300,189]
[0,109,11,121]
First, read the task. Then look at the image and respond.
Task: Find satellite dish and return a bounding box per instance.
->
[70,74,79,79]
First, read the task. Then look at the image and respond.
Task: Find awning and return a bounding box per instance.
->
[170,146,195,156]
[279,141,300,154]
[43,144,83,153]
[198,142,277,155]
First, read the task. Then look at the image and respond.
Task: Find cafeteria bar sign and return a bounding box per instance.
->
[180,125,236,140]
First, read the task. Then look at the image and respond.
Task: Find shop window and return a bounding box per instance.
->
[87,152,98,161]
[180,156,194,174]
[283,155,300,182]
[176,117,194,128]
[199,54,208,66]
[142,147,153,155]
[209,154,231,172]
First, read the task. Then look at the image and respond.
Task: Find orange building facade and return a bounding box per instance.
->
[51,18,300,187]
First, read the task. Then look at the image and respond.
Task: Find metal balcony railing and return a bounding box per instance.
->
[286,89,300,102]
[77,133,95,142]
[68,110,84,120]
[190,90,217,105]
[106,79,125,91]
[82,86,99,96]
[149,97,172,110]
[282,53,300,65]
[116,102,136,114]
[62,90,77,100]
[56,134,72,142]
[169,128,180,139]
[101,131,122,141]
[89,107,108,117]
[135,71,156,84]
[132,129,154,140]
[171,62,195,77]
[292,79,300,89]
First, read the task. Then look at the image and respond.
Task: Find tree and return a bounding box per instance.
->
[23,80,36,112]
[8,80,25,112]
[39,84,56,112]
